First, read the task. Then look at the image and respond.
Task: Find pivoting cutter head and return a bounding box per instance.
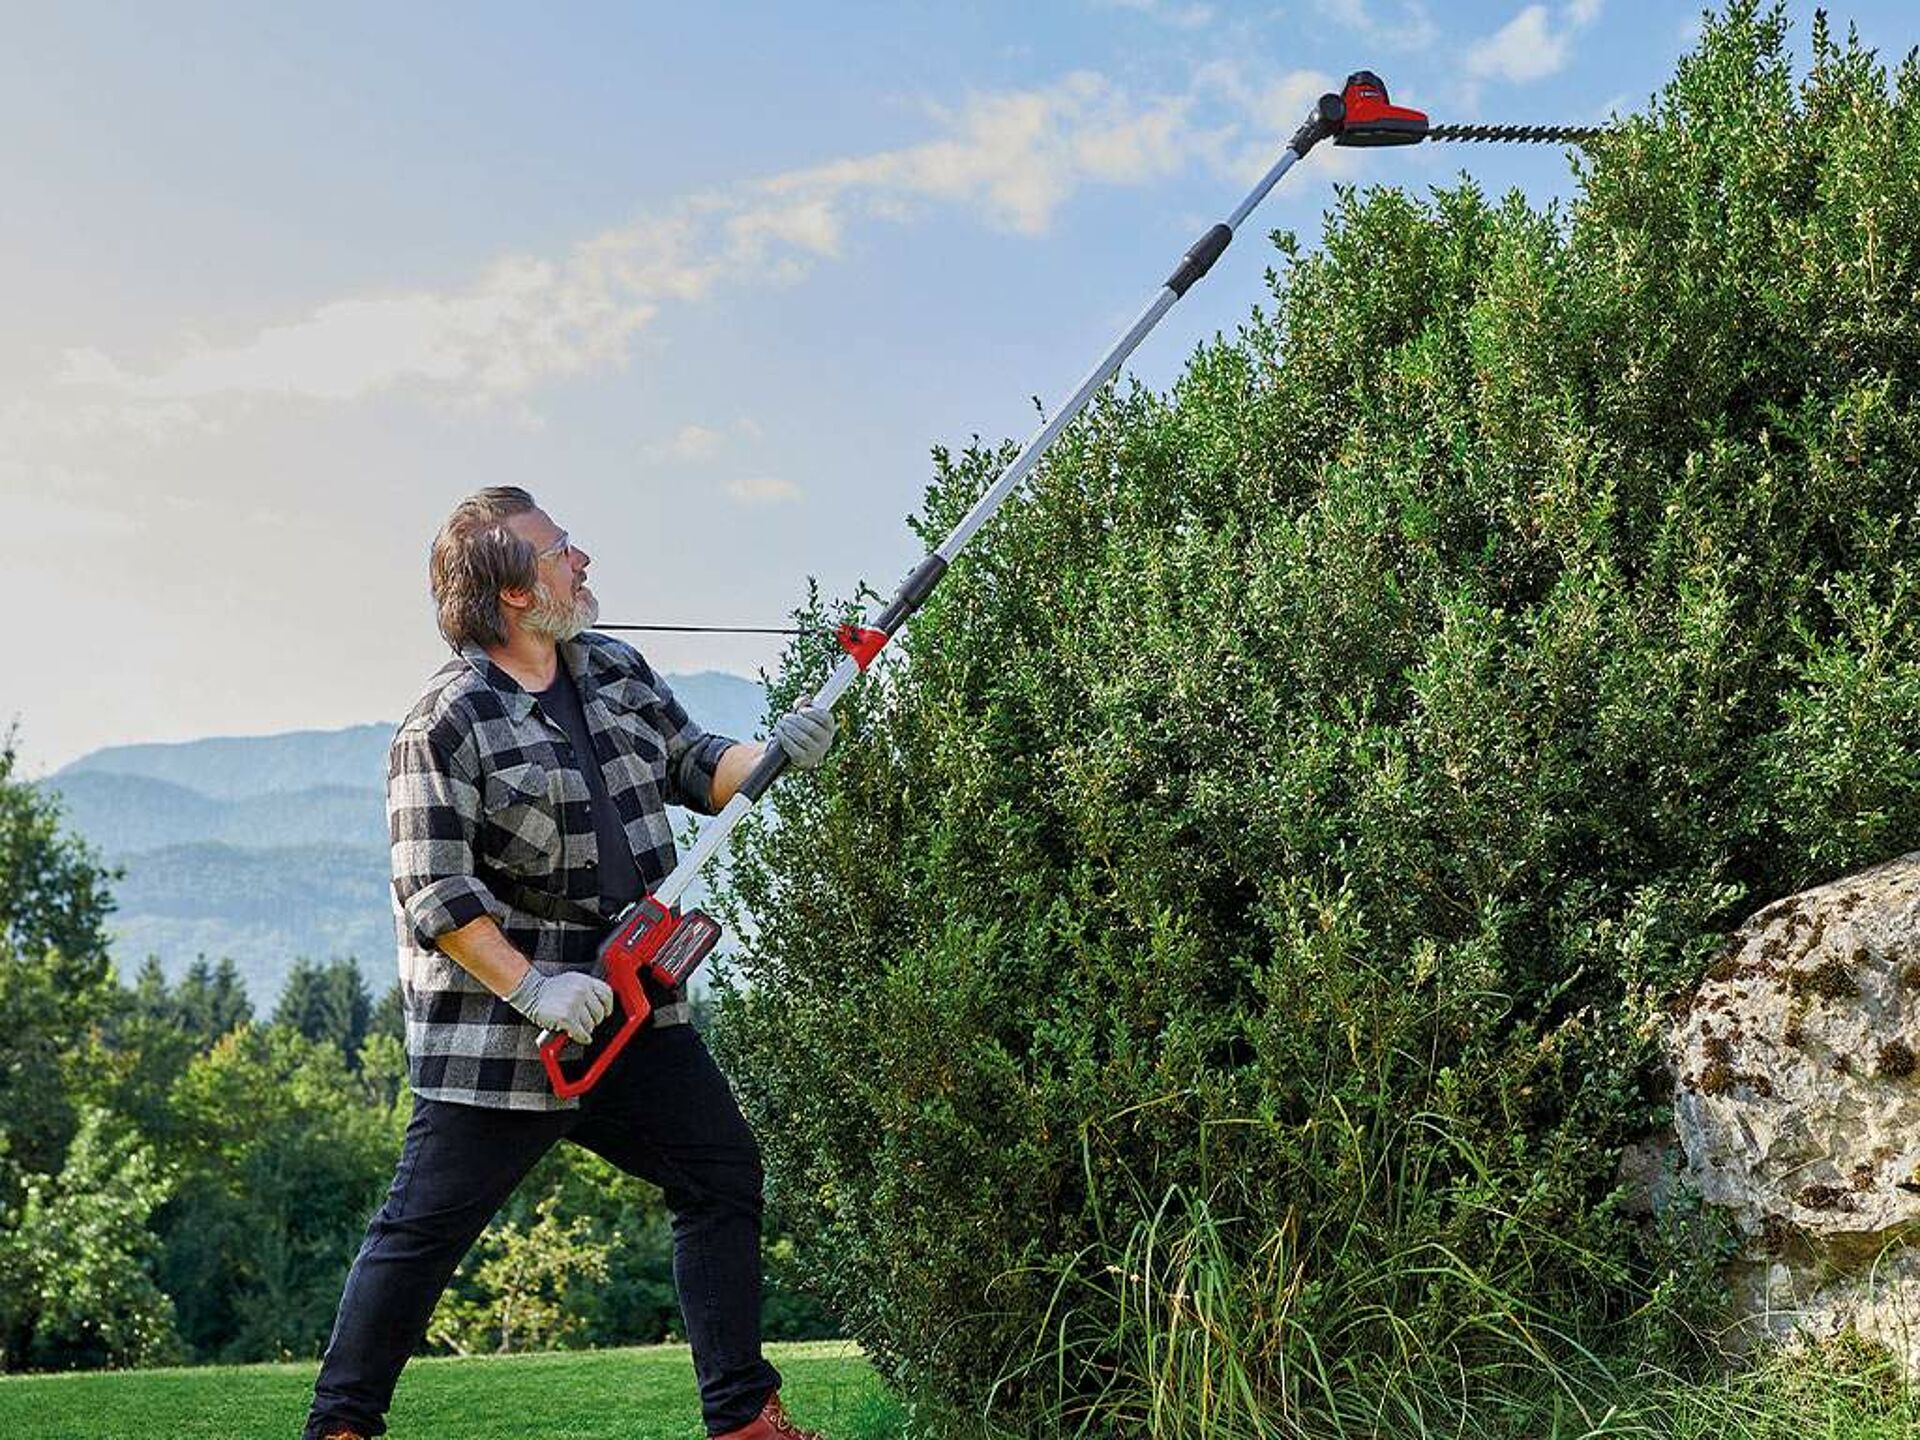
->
[1292,70,1604,152]
[1331,71,1430,146]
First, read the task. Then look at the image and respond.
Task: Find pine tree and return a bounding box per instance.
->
[274,958,371,1067]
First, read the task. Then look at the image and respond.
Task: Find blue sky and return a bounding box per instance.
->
[3,1,1911,772]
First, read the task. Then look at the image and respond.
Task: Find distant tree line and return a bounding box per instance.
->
[0,738,831,1371]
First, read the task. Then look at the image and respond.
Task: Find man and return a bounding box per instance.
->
[304,487,835,1440]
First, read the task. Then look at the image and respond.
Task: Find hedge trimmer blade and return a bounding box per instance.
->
[1331,70,1605,147]
[1426,122,1607,144]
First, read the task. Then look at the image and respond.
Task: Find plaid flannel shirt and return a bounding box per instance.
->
[388,633,736,1110]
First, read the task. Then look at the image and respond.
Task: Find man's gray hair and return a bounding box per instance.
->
[429,486,540,650]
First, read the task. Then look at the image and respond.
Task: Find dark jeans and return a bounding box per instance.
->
[303,1023,779,1438]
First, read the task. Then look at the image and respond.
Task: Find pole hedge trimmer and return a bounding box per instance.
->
[539,72,1607,1098]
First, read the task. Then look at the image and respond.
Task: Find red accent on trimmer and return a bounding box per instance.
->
[836,623,890,671]
[539,896,722,1099]
[1335,71,1430,146]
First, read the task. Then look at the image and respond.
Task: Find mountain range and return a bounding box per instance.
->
[42,670,769,1009]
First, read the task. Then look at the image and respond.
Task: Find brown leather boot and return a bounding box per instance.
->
[710,1391,824,1440]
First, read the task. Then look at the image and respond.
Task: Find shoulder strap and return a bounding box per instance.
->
[475,867,611,930]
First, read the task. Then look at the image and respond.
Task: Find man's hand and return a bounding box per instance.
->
[773,703,837,770]
[504,967,615,1045]
[711,702,840,806]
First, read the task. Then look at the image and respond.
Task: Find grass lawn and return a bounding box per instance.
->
[0,1338,902,1440]
[8,1337,1920,1439]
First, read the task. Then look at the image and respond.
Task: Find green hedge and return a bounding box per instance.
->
[712,5,1920,1430]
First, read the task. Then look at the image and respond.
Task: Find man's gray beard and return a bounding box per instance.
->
[523,580,600,641]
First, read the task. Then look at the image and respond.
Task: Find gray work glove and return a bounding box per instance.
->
[772,702,837,770]
[504,967,614,1045]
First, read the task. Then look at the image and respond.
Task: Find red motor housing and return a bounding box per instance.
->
[1335,71,1429,147]
[539,895,722,1099]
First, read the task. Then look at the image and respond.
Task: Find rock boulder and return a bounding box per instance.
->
[1670,851,1920,1366]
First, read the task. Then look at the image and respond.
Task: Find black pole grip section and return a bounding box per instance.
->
[738,741,788,803]
[1290,92,1344,155]
[872,553,949,633]
[1165,223,1233,298]
[739,553,950,806]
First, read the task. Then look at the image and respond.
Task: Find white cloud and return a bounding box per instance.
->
[3,468,149,540]
[645,416,770,465]
[39,64,1332,423]
[1092,0,1216,30]
[1467,6,1565,84]
[723,198,844,263]
[52,72,1207,415]
[1466,1,1603,86]
[53,252,664,406]
[1314,0,1440,51]
[55,348,132,387]
[763,71,1193,236]
[1595,90,1631,123]
[0,393,217,450]
[724,475,802,505]
[660,424,725,462]
[1192,63,1360,181]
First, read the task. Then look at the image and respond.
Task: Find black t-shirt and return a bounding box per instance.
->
[534,666,646,913]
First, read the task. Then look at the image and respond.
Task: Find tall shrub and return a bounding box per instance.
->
[714,5,1920,1430]
[0,1108,180,1370]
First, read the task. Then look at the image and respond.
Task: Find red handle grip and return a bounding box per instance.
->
[538,896,724,1099]
[539,997,651,1099]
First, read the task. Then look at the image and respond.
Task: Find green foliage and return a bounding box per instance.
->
[273,956,373,1068]
[2,943,828,1371]
[0,735,118,1187]
[368,978,407,1046]
[169,956,255,1043]
[0,740,831,1373]
[0,1107,180,1370]
[429,1191,611,1355]
[1757,558,1920,873]
[69,964,204,1154]
[428,1129,833,1358]
[0,733,116,974]
[712,5,1920,1430]
[161,1024,404,1361]
[526,1146,684,1348]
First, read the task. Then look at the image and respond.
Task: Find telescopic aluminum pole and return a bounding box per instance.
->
[641,95,1347,910]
